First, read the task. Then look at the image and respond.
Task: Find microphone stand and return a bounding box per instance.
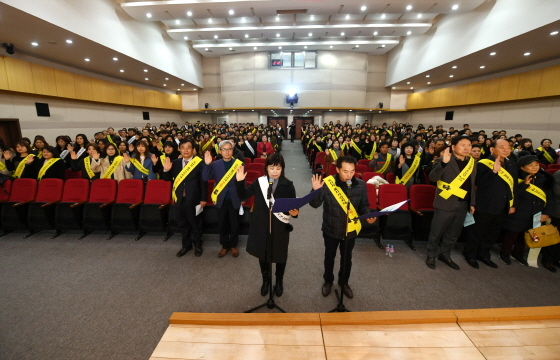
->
[245,179,286,313]
[329,181,352,313]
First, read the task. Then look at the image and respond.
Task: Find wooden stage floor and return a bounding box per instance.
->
[150,307,560,360]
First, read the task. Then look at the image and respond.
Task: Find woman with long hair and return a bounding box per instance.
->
[123,140,159,181]
[68,134,89,161]
[32,136,49,159]
[70,143,101,181]
[90,143,131,182]
[236,153,298,297]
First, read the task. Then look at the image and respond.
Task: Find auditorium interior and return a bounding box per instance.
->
[1,0,560,359]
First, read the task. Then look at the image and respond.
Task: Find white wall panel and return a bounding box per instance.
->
[221,53,256,72]
[222,91,255,108]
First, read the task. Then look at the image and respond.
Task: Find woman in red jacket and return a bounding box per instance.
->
[257,135,275,158]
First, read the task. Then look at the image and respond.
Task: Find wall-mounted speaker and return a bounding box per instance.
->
[35,102,50,117]
[143,111,150,120]
[445,111,454,120]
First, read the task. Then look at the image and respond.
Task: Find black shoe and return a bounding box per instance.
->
[512,253,528,266]
[176,245,193,257]
[543,262,557,273]
[499,252,511,265]
[194,246,203,257]
[274,277,283,297]
[322,282,332,297]
[426,257,436,269]
[465,257,479,269]
[341,284,353,299]
[437,254,460,270]
[261,272,270,296]
[476,256,498,268]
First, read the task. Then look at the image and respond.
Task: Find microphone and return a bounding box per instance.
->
[346,179,352,188]
[267,177,274,200]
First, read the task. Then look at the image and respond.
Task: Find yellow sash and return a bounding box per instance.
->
[517,179,547,204]
[386,129,393,136]
[481,148,485,155]
[13,154,34,178]
[130,158,150,175]
[365,142,377,160]
[172,157,202,202]
[537,147,555,164]
[211,159,243,203]
[308,138,313,146]
[329,149,339,161]
[350,140,362,155]
[214,144,220,154]
[323,176,362,235]
[36,151,43,159]
[106,135,116,146]
[101,156,123,179]
[0,161,5,172]
[252,128,257,134]
[38,158,61,180]
[84,157,95,179]
[479,159,514,207]
[377,153,392,174]
[316,144,323,152]
[397,152,421,185]
[160,154,167,166]
[201,137,215,152]
[437,157,475,199]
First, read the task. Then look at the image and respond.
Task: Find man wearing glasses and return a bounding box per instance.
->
[203,140,244,258]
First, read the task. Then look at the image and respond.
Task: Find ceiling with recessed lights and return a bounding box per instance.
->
[120,0,485,57]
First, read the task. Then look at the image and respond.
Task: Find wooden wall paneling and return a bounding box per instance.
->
[30,63,58,97]
[54,69,76,99]
[105,82,122,104]
[480,78,501,103]
[427,89,441,108]
[451,84,468,106]
[497,74,520,102]
[164,93,175,109]
[90,78,109,103]
[0,57,10,90]
[465,82,483,105]
[144,89,156,108]
[406,93,418,109]
[4,57,35,93]
[132,87,145,106]
[120,85,134,105]
[73,74,94,101]
[416,91,428,109]
[516,69,543,100]
[154,91,165,108]
[538,64,560,97]
[172,94,182,110]
[439,87,453,107]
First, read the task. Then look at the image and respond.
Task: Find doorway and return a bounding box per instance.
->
[267,117,288,138]
[293,117,314,139]
[0,119,22,149]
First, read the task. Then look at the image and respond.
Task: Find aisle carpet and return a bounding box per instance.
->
[1,140,559,359]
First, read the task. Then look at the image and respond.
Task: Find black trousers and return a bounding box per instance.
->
[427,202,469,259]
[218,198,239,249]
[542,217,560,263]
[175,200,202,249]
[259,259,287,277]
[463,207,508,260]
[323,232,356,285]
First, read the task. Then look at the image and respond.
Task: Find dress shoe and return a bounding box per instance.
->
[176,245,193,257]
[426,257,436,269]
[194,246,203,257]
[231,247,239,257]
[261,272,270,296]
[476,256,498,268]
[499,252,511,265]
[322,282,332,297]
[341,284,354,299]
[543,262,557,273]
[218,248,229,258]
[274,276,284,297]
[437,254,460,270]
[465,257,479,269]
[512,253,528,266]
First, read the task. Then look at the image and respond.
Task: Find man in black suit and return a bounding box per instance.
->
[162,139,208,257]
[463,139,518,268]
[241,133,258,160]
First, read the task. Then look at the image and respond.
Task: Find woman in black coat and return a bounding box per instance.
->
[236,153,298,297]
[23,146,66,180]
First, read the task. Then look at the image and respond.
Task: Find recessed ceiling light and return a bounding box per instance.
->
[175,20,180,24]
[275,16,279,21]
[276,33,280,37]
[308,32,313,36]
[427,82,431,84]
[165,78,169,80]
[524,52,531,56]
[452,65,457,68]
[229,47,232,50]
[163,84,166,86]
[452,4,459,10]
[278,46,282,49]
[205,48,208,51]
[426,75,430,77]
[193,88,197,90]
[85,58,90,62]
[310,15,315,20]
[480,65,485,69]
[184,36,188,40]
[252,109,254,111]
[186,11,193,17]
[31,42,38,46]
[349,109,352,111]
[146,13,152,18]
[178,89,181,91]
[551,31,559,35]
[304,46,308,49]
[341,32,345,36]
[329,109,332,111]
[417,14,422,18]
[233,110,235,111]
[181,84,184,86]
[345,14,350,19]
[449,75,454,77]
[253,46,257,50]
[382,44,385,47]
[244,34,249,38]
[145,78,149,80]
[381,14,386,19]
[392,87,396,89]
[208,18,213,23]
[407,82,410,84]
[361,6,367,11]
[410,87,414,89]
[407,31,412,35]
[373,31,378,35]
[356,45,359,48]
[406,5,412,10]
[330,45,333,48]
[241,17,246,22]
[113,57,118,61]
[214,35,218,39]
[66,39,73,44]
[228,10,234,15]
[119,69,124,72]
[144,69,148,72]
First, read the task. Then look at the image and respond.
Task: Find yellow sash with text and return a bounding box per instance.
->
[201,136,215,152]
[396,152,421,185]
[365,142,377,160]
[323,176,362,235]
[172,157,202,202]
[211,159,243,203]
[329,149,338,162]
[377,153,393,174]
[101,156,123,179]
[479,158,514,207]
[130,158,150,175]
[38,158,61,180]
[84,157,95,179]
[537,147,555,164]
[106,135,116,146]
[437,157,474,199]
[517,179,547,204]
[350,140,362,155]
[13,154,34,178]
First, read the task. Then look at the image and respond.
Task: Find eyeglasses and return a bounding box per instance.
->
[220,148,233,152]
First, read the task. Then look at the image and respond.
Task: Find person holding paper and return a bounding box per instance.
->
[425,137,476,270]
[500,152,554,267]
[310,156,376,299]
[162,139,207,258]
[235,153,298,297]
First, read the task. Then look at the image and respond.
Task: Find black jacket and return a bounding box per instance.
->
[70,157,100,180]
[161,157,208,206]
[474,155,518,214]
[24,157,66,180]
